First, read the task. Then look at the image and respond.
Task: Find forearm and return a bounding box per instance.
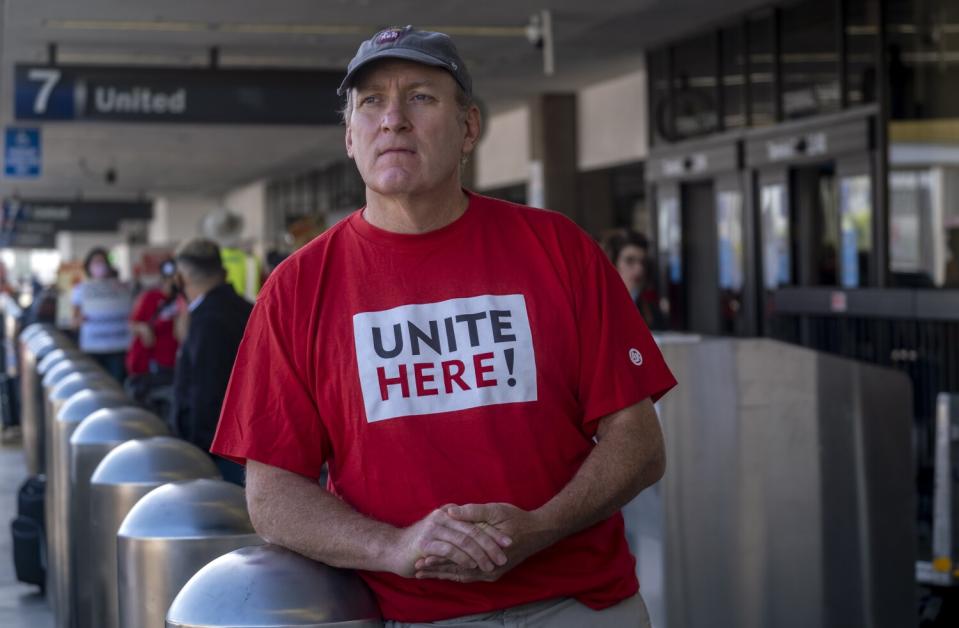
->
[534,399,665,544]
[419,399,667,583]
[130,322,154,345]
[246,459,401,573]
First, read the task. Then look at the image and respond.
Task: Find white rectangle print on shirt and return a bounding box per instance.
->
[353,294,538,423]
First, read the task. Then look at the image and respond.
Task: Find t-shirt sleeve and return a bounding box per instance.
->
[210,288,330,479]
[574,239,677,433]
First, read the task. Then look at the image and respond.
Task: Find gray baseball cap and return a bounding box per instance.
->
[337,26,472,97]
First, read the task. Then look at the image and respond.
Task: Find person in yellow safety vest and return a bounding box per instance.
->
[219,247,261,300]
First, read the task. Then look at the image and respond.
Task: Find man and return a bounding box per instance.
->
[172,238,252,484]
[213,27,675,626]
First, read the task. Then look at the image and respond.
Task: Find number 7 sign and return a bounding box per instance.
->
[14,65,75,120]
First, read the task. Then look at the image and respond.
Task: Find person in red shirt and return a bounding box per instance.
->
[125,258,180,406]
[212,27,675,626]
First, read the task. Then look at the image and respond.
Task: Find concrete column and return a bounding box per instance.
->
[475,106,530,194]
[148,195,219,245]
[224,180,269,259]
[528,94,578,219]
[577,169,615,237]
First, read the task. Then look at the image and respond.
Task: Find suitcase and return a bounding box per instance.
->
[17,475,44,527]
[9,475,46,591]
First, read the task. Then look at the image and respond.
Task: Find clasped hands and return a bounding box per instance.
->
[393,502,553,584]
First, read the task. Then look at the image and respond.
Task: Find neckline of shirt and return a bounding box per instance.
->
[347,190,478,249]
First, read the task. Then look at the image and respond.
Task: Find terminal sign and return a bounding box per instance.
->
[0,198,152,248]
[660,153,708,178]
[766,132,828,162]
[15,64,342,125]
[94,87,187,115]
[3,127,41,178]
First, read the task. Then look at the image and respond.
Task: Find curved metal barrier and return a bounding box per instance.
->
[166,544,383,628]
[118,479,264,628]
[71,406,170,628]
[90,436,220,628]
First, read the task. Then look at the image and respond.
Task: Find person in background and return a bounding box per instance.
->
[125,258,181,411]
[0,262,16,298]
[171,238,252,485]
[71,248,132,382]
[602,229,666,331]
[0,262,19,442]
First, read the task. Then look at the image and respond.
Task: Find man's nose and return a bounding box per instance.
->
[380,98,411,132]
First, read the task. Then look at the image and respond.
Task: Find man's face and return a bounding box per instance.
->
[345,60,480,198]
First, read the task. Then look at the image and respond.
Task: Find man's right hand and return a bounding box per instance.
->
[245,462,514,580]
[387,505,513,577]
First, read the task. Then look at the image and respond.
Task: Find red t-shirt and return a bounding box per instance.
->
[212,193,676,622]
[125,288,179,375]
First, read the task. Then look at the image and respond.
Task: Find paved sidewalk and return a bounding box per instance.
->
[0,438,53,628]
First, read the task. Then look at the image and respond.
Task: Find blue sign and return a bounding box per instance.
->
[4,127,41,178]
[14,67,76,120]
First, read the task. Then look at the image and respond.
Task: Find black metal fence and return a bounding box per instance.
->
[768,292,959,557]
[769,315,959,432]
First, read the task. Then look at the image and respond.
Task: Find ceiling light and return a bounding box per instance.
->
[46,19,531,38]
[45,19,209,32]
[420,26,527,37]
[219,24,368,35]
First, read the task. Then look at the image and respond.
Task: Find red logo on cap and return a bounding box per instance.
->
[375,29,401,44]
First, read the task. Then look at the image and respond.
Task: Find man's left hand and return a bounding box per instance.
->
[413,503,555,583]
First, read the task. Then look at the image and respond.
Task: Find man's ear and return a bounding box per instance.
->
[462,104,482,156]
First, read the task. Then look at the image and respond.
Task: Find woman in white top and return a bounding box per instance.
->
[71,248,133,382]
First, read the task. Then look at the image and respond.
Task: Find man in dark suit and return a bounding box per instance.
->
[172,238,253,484]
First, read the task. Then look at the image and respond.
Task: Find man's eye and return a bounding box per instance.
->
[411,93,435,102]
[359,95,377,105]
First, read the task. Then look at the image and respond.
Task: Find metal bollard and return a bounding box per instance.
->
[19,331,61,474]
[46,388,130,628]
[19,322,52,343]
[71,407,170,628]
[90,436,220,628]
[118,479,264,628]
[24,330,59,358]
[37,348,86,378]
[41,356,97,389]
[166,544,383,627]
[43,366,113,480]
[48,371,121,427]
[43,359,103,421]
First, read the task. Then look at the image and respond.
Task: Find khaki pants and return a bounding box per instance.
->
[385,592,651,628]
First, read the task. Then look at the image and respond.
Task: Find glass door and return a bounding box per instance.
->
[681,181,720,335]
[759,174,792,292]
[837,159,874,288]
[716,184,746,335]
[656,184,684,330]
